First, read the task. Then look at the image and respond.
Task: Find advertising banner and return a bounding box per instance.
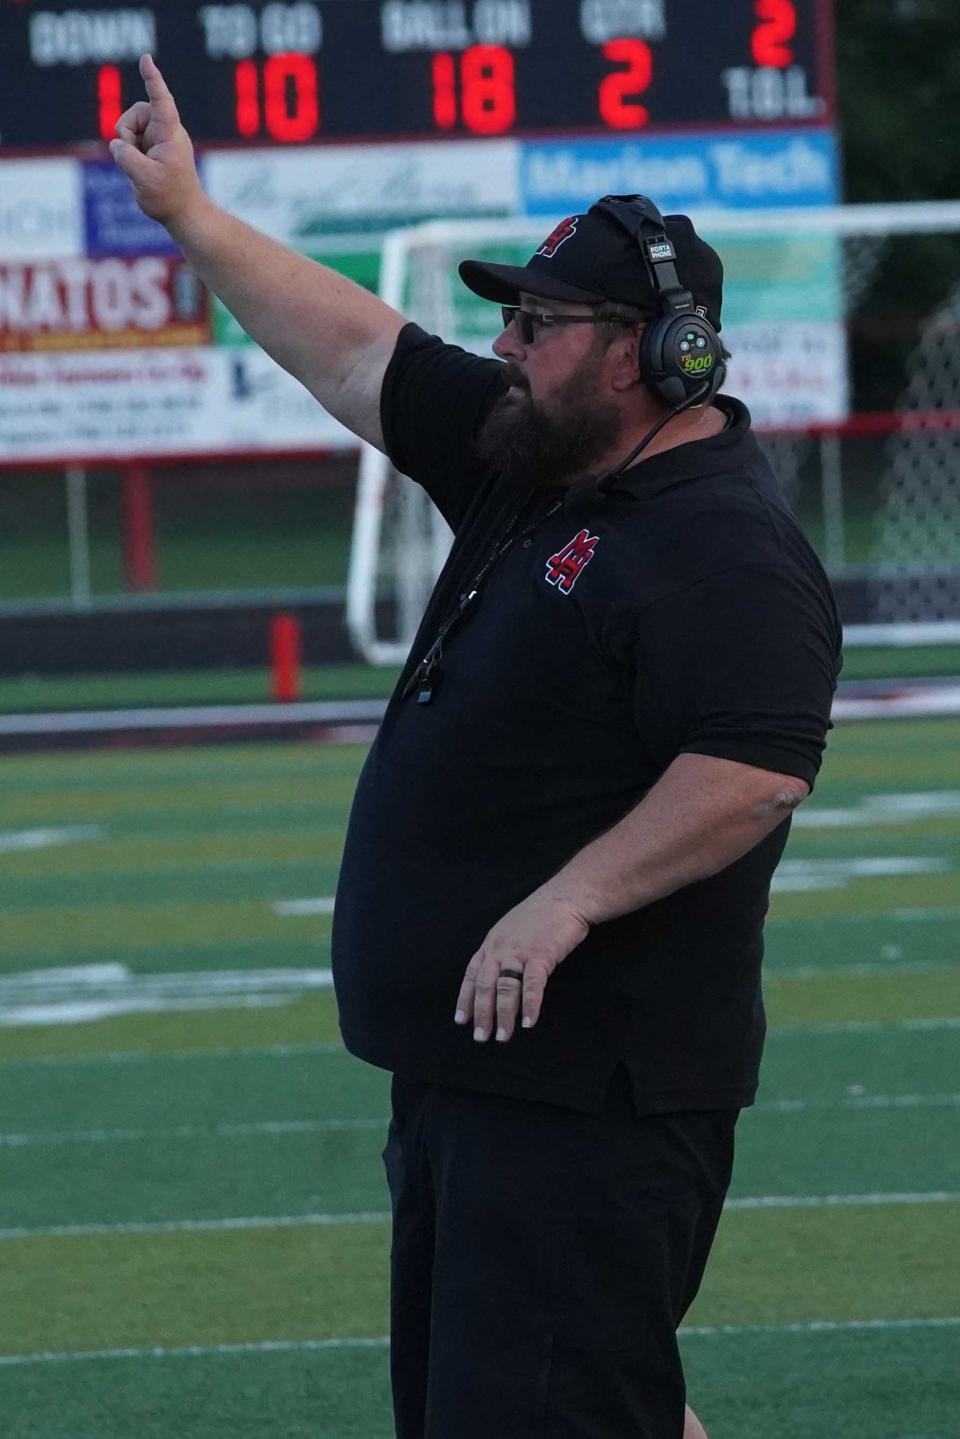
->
[0,258,209,353]
[0,159,83,262]
[708,226,848,423]
[0,126,846,459]
[722,322,848,425]
[203,138,519,246]
[0,347,351,462]
[214,346,355,450]
[82,160,185,257]
[520,129,839,216]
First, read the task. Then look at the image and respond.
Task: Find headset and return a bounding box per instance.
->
[594,194,726,413]
[564,194,728,500]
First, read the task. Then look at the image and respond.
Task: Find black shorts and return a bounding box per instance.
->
[382,1067,737,1439]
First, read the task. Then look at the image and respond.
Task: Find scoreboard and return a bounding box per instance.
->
[0,0,835,151]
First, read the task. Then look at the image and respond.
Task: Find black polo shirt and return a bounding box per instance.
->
[331,324,842,1114]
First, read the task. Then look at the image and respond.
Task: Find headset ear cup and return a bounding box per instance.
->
[641,314,723,409]
[638,318,677,407]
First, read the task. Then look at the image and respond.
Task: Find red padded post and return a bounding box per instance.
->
[122,462,157,592]
[271,613,302,703]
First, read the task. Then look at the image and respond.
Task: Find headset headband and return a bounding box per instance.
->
[594,195,694,316]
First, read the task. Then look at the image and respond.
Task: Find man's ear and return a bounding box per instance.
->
[608,325,644,394]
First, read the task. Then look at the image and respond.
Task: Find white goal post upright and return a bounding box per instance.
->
[347,215,567,667]
[347,202,960,667]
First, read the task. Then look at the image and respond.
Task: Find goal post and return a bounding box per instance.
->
[346,202,960,666]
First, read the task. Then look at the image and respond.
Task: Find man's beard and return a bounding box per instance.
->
[472,361,625,489]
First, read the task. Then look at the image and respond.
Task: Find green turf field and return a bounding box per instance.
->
[1,720,958,1437]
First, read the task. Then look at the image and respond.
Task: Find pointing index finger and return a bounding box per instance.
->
[139,53,179,119]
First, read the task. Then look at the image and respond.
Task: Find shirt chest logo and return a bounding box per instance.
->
[545,529,599,594]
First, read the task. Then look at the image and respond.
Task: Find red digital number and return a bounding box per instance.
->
[432,52,458,129]
[462,45,515,134]
[97,64,123,142]
[233,55,320,143]
[599,39,653,130]
[431,46,516,135]
[751,0,796,68]
[265,53,319,142]
[235,59,260,137]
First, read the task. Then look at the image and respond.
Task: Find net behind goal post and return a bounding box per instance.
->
[347,202,960,666]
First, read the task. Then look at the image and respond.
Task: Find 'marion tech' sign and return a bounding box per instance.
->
[0,258,209,351]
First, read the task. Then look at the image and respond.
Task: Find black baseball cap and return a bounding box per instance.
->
[459,197,724,332]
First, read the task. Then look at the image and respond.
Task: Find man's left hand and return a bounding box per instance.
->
[454,894,590,1043]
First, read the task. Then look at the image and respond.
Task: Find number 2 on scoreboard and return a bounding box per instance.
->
[599,39,653,129]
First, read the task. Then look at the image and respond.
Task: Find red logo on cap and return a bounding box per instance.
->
[537,217,579,259]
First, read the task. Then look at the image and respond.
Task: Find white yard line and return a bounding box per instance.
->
[0,1337,390,1367]
[273,898,336,917]
[681,1315,960,1338]
[770,856,950,893]
[754,1092,960,1114]
[0,1211,392,1241]
[792,791,960,828]
[766,960,957,979]
[724,1191,960,1211]
[0,965,337,1027]
[0,825,103,854]
[769,1017,960,1035]
[889,906,960,921]
[0,1118,386,1148]
[3,1191,957,1243]
[768,907,960,925]
[2,1317,958,1367]
[0,1040,347,1069]
[4,1091,958,1150]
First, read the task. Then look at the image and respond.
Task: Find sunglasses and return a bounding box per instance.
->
[500,306,634,346]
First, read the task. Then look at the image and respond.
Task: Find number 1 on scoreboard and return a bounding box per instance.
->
[97,65,124,142]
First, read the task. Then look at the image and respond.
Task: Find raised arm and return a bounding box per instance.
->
[110,54,406,452]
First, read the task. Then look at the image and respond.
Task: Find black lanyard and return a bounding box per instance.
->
[402,493,563,705]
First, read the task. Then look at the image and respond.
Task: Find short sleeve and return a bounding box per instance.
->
[380,323,506,530]
[630,563,842,789]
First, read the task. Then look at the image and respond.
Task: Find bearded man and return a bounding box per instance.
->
[112,54,841,1439]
